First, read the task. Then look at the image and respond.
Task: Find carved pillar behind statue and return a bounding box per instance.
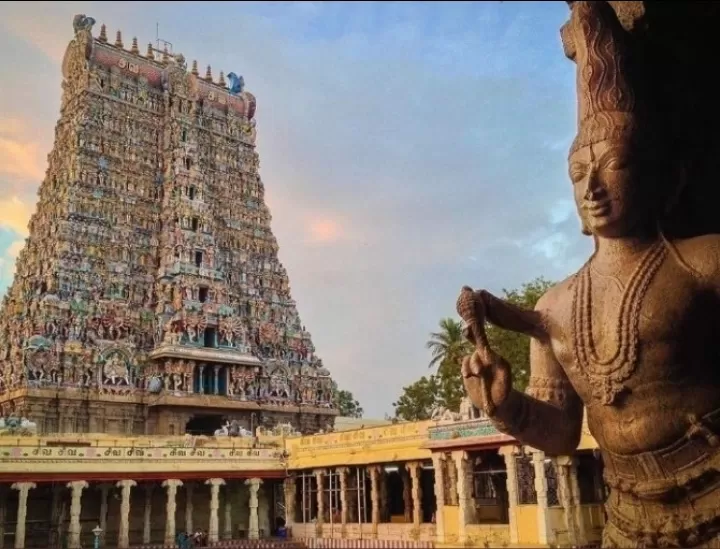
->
[11,483,35,549]
[452,451,472,545]
[406,462,422,527]
[162,479,183,546]
[142,484,153,544]
[283,475,297,532]
[97,483,112,535]
[446,458,459,506]
[531,450,552,546]
[368,466,380,538]
[116,480,136,549]
[378,469,389,521]
[313,469,324,532]
[555,457,578,548]
[431,453,446,544]
[223,483,232,540]
[66,481,88,549]
[206,478,226,543]
[245,478,262,539]
[498,446,520,545]
[401,466,412,523]
[569,457,588,546]
[185,482,194,533]
[337,467,348,529]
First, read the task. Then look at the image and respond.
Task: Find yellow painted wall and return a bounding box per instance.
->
[286,421,433,469]
[465,524,510,547]
[442,505,459,545]
[515,505,539,545]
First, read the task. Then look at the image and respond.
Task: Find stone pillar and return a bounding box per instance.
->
[337,467,349,529]
[378,469,389,521]
[368,465,380,538]
[162,479,183,546]
[283,475,297,531]
[116,480,136,549]
[66,481,88,549]
[142,484,153,544]
[313,469,325,530]
[213,365,220,395]
[406,462,423,526]
[97,483,112,535]
[401,467,412,523]
[452,450,472,545]
[446,458,459,506]
[198,364,205,394]
[206,478,226,543]
[498,446,520,546]
[0,485,7,549]
[569,457,588,546]
[11,483,35,549]
[531,450,552,546]
[431,453,446,544]
[245,478,262,540]
[555,456,578,548]
[223,483,233,540]
[47,484,62,548]
[185,482,194,533]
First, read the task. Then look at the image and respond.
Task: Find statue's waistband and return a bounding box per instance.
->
[602,407,720,501]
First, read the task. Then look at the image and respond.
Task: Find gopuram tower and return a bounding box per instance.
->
[0,15,337,436]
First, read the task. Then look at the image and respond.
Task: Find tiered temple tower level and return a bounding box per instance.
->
[0,16,337,435]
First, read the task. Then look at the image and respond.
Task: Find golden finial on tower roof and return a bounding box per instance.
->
[146,43,155,60]
[218,71,226,86]
[205,65,213,82]
[191,60,199,76]
[115,30,123,48]
[131,37,139,55]
[98,24,107,42]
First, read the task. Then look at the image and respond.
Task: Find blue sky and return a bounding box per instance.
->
[0,1,590,417]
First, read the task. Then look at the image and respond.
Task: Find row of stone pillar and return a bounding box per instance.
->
[432,447,588,547]
[7,477,264,549]
[284,461,427,536]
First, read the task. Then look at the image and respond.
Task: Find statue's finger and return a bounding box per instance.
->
[470,352,486,376]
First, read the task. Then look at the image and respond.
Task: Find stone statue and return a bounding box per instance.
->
[459,3,720,547]
[72,14,96,35]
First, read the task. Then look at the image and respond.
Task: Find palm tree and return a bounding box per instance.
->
[425,318,473,412]
[426,318,472,375]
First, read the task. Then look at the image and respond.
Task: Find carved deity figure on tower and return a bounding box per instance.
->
[459,2,720,547]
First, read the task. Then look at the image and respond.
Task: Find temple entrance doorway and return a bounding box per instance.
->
[185,414,225,435]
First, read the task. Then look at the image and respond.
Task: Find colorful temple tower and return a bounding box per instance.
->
[0,15,337,436]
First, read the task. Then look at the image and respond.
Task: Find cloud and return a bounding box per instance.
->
[0,197,33,238]
[0,119,46,184]
[0,1,591,417]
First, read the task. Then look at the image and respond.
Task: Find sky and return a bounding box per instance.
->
[0,1,591,418]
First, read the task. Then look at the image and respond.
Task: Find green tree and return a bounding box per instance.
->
[426,317,472,412]
[391,276,554,420]
[334,389,364,418]
[486,277,554,392]
[392,376,441,421]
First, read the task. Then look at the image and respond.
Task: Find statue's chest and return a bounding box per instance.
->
[553,255,707,404]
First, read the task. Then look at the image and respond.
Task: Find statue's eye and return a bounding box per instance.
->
[569,163,587,183]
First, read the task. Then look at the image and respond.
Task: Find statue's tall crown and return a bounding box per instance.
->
[568,1,644,155]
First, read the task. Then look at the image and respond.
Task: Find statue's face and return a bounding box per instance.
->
[569,136,652,239]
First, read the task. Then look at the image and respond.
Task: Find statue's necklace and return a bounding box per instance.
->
[571,241,667,405]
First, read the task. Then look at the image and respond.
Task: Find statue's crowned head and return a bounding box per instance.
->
[565,2,670,238]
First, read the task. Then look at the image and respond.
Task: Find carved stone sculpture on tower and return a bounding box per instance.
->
[459,2,720,547]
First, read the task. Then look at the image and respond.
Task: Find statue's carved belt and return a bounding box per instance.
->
[602,407,720,502]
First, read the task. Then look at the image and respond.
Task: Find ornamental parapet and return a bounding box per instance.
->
[0,433,287,478]
[424,417,516,450]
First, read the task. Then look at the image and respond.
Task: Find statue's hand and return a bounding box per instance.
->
[462,349,512,413]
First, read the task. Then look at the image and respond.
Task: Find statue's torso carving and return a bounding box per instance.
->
[546,237,720,455]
